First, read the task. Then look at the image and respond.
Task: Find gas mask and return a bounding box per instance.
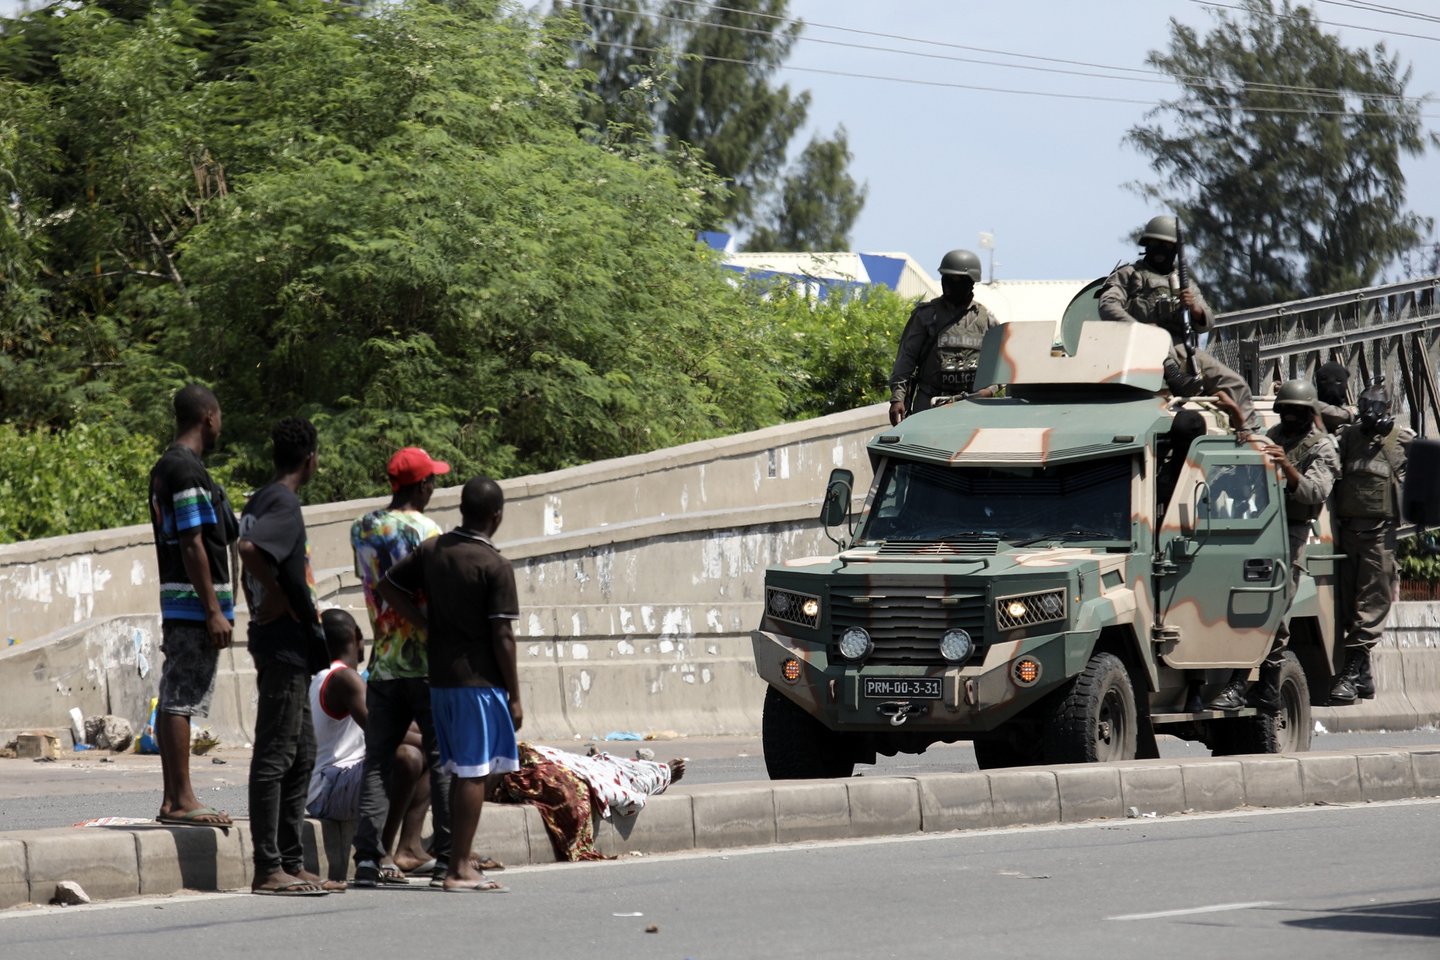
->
[1357,380,1394,436]
[941,275,975,308]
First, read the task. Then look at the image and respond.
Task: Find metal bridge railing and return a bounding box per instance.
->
[1209,276,1440,437]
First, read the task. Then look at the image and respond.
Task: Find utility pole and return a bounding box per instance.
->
[977,231,995,283]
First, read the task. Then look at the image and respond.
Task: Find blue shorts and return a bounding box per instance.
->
[430,686,519,779]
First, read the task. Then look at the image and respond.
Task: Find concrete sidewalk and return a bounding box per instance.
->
[4,745,1438,910]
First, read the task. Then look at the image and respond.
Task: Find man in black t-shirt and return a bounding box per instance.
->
[381,476,521,893]
[148,384,237,828]
[237,417,337,896]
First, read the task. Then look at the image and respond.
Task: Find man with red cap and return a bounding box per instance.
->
[348,446,454,887]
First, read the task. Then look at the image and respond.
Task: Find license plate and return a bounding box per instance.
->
[863,677,942,699]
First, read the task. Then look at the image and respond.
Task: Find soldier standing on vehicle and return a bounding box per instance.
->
[1098,216,1259,438]
[1208,379,1341,711]
[887,249,999,426]
[1330,378,1412,704]
[1315,361,1357,434]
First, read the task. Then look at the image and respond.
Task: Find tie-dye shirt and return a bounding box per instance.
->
[350,509,441,680]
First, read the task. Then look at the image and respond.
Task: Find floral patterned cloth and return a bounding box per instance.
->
[496,743,676,862]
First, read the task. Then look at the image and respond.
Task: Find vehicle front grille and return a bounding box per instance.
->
[876,539,999,557]
[830,586,987,665]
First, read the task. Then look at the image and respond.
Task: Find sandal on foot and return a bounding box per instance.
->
[157,806,233,828]
[252,880,328,897]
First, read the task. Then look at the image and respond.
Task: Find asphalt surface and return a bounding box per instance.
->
[1,800,1436,959]
[2,728,1437,831]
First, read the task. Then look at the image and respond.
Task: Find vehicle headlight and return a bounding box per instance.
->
[939,628,974,663]
[838,626,872,660]
[766,588,821,628]
[996,588,1068,631]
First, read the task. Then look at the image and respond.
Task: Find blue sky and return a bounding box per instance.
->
[781,0,1440,282]
[5,0,1437,283]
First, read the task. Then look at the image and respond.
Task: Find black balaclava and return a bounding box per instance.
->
[941,275,975,308]
[1358,380,1395,436]
[1142,241,1176,275]
[1316,362,1349,406]
[1275,404,1311,439]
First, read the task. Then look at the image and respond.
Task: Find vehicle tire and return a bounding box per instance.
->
[1041,652,1138,764]
[1209,650,1312,756]
[762,685,856,779]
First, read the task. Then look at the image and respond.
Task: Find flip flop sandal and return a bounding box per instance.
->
[441,878,509,893]
[156,806,233,829]
[252,881,329,897]
[378,864,410,885]
[403,859,438,877]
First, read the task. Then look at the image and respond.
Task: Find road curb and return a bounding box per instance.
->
[3,745,1439,911]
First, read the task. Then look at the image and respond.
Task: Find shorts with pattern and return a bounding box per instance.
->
[430,686,519,779]
[158,620,221,718]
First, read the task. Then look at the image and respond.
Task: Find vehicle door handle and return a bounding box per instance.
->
[1242,558,1274,582]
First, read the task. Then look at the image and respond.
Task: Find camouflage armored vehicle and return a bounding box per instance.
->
[752,317,1350,777]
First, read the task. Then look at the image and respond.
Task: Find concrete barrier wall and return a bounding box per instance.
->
[4,402,1440,745]
[1,406,887,743]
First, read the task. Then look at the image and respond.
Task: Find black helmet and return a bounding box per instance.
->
[938,249,982,282]
[1275,379,1320,412]
[1141,215,1178,245]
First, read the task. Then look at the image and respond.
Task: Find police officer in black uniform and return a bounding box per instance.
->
[887,249,998,426]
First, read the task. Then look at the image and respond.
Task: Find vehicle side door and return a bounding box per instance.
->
[1154,437,1290,668]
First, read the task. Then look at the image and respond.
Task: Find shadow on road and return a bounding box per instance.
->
[1285,898,1440,938]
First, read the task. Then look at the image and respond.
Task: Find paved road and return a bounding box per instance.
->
[3,729,1437,831]
[2,800,1436,959]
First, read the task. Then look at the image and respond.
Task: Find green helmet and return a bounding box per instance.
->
[938,249,982,282]
[1141,215,1178,245]
[1275,379,1320,411]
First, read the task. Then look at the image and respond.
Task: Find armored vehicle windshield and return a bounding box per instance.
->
[857,455,1132,546]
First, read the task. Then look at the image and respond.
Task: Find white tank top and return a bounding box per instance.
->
[307,661,367,806]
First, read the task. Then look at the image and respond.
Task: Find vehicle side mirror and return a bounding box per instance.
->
[820,468,854,528]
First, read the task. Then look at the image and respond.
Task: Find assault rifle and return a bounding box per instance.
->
[1174,216,1199,375]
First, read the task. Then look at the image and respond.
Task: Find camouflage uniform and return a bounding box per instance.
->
[1318,401,1356,435]
[1098,261,1259,430]
[1268,419,1342,578]
[1335,422,1413,652]
[888,297,998,413]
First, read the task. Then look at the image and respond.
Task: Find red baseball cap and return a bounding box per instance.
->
[387,447,451,491]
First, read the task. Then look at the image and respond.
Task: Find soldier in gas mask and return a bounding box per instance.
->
[887,249,999,426]
[1099,216,1259,439]
[1315,361,1356,434]
[1209,379,1340,711]
[1331,378,1412,704]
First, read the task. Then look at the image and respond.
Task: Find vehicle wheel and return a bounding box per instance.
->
[972,736,1042,770]
[761,685,856,779]
[1042,652,1138,764]
[1209,650,1312,755]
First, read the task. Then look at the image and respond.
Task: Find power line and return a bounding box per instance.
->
[573,2,1435,114]
[1313,0,1440,26]
[587,39,1440,120]
[1190,0,1440,43]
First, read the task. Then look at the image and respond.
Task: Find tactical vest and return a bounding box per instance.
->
[1270,427,1330,523]
[1336,427,1403,519]
[918,302,990,397]
[1127,267,1184,339]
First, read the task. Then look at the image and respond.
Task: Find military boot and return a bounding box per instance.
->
[1248,661,1282,715]
[1329,649,1374,705]
[1206,673,1249,711]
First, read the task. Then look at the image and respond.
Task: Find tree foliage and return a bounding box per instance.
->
[0,0,897,542]
[1127,0,1435,309]
[745,126,866,253]
[555,0,866,248]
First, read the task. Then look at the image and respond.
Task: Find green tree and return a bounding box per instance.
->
[745,126,866,252]
[556,0,866,248]
[1126,0,1435,309]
